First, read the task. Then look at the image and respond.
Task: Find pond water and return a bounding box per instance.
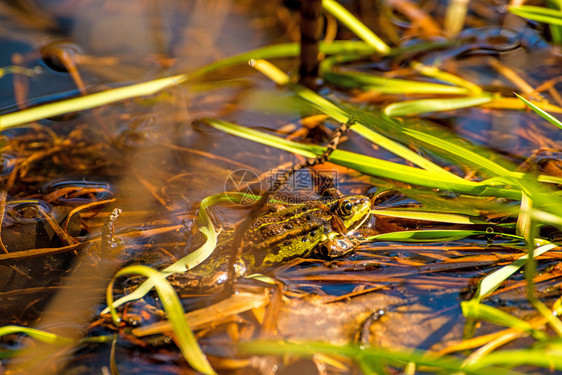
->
[1,0,562,374]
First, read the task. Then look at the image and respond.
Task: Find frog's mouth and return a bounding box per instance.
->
[347,210,370,233]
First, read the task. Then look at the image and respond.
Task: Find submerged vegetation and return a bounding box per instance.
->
[2,0,562,373]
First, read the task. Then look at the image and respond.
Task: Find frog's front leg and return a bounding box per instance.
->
[316,236,357,258]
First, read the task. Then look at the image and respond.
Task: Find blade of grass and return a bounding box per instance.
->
[474,243,557,301]
[480,97,562,112]
[400,128,515,177]
[189,40,378,79]
[520,193,562,337]
[205,118,523,200]
[322,0,391,55]
[547,0,562,44]
[516,93,562,130]
[252,59,463,177]
[106,264,215,375]
[370,209,486,224]
[384,96,492,117]
[0,326,73,345]
[101,192,264,314]
[368,229,526,242]
[411,62,483,94]
[461,300,549,341]
[323,70,469,95]
[509,5,562,26]
[0,74,189,129]
[102,193,248,313]
[344,105,562,186]
[367,229,491,242]
[239,340,514,374]
[468,346,562,370]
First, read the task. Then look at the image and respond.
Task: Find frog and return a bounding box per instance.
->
[168,189,371,294]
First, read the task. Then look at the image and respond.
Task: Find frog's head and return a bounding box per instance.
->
[331,195,371,234]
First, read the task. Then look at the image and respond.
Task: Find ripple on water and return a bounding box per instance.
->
[0,154,16,177]
[5,200,53,224]
[43,179,114,205]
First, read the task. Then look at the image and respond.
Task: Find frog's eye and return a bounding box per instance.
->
[339,200,354,217]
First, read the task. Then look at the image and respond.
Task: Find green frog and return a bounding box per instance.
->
[168,189,371,293]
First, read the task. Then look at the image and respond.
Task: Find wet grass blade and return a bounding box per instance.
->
[474,243,557,300]
[101,192,263,314]
[206,118,525,200]
[0,74,189,129]
[322,0,391,55]
[367,229,489,242]
[516,93,562,130]
[467,346,562,370]
[252,59,462,177]
[190,40,377,79]
[0,326,73,345]
[401,128,515,177]
[510,5,562,26]
[323,70,469,94]
[384,96,492,117]
[344,106,562,185]
[239,340,514,374]
[461,300,548,341]
[370,209,486,224]
[106,264,215,375]
[411,62,483,94]
[101,194,228,313]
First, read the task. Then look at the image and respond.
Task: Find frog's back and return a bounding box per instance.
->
[242,201,331,269]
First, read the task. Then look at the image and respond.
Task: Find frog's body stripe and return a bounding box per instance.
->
[255,206,326,231]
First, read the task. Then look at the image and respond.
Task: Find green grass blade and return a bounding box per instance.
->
[411,62,483,94]
[547,0,562,44]
[401,128,515,177]
[101,194,230,314]
[101,192,265,315]
[106,265,215,374]
[0,326,73,345]
[516,93,562,130]
[474,243,557,300]
[343,106,562,186]
[367,229,486,242]
[209,117,319,158]
[509,5,562,26]
[0,74,189,129]
[350,124,463,177]
[461,300,548,340]
[101,226,217,313]
[384,96,492,117]
[204,118,523,200]
[370,209,485,224]
[323,70,469,94]
[190,41,377,79]
[322,0,391,55]
[239,340,514,374]
[368,229,525,242]
[252,59,462,177]
[469,347,562,370]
